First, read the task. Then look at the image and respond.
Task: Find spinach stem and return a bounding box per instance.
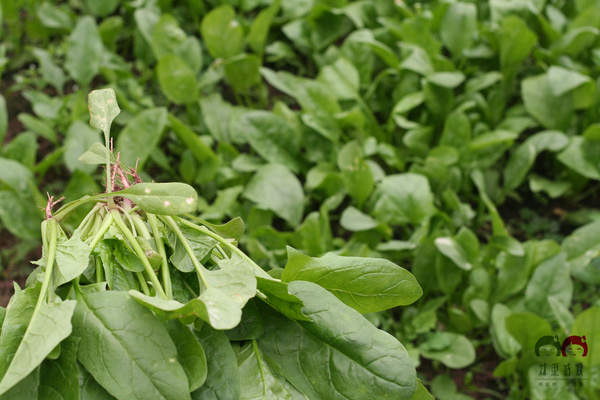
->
[95,256,104,283]
[161,216,210,290]
[111,210,167,299]
[88,211,114,251]
[34,218,58,314]
[136,272,150,296]
[252,340,267,399]
[147,213,173,300]
[177,217,272,279]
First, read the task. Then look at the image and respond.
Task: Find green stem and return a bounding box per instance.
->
[34,218,58,314]
[161,216,210,289]
[252,340,267,399]
[95,256,104,283]
[88,211,114,251]
[111,210,167,299]
[136,272,150,296]
[147,214,173,300]
[177,217,272,279]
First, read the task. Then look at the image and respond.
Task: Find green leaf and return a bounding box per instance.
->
[557,137,600,180]
[192,324,241,400]
[410,380,434,400]
[129,288,242,330]
[39,337,80,400]
[115,107,167,168]
[200,5,244,59]
[317,57,360,101]
[434,237,472,271]
[232,111,301,173]
[525,252,572,321]
[258,281,417,399]
[238,341,293,400]
[225,300,264,341]
[570,307,600,371]
[151,14,187,59]
[117,182,198,216]
[244,164,304,227]
[505,312,553,358]
[339,206,378,231]
[64,121,102,174]
[84,0,119,17]
[490,304,522,358]
[282,247,422,313]
[224,54,262,94]
[522,73,572,130]
[72,290,191,400]
[0,287,76,396]
[562,221,600,282]
[54,231,92,286]
[113,241,145,273]
[164,320,207,392]
[498,15,537,78]
[209,254,257,307]
[420,332,476,369]
[65,16,103,86]
[78,363,117,399]
[373,173,436,226]
[0,191,41,240]
[78,142,117,165]
[0,368,39,400]
[87,88,120,140]
[440,2,477,57]
[157,55,199,105]
[255,277,309,322]
[169,225,218,273]
[337,141,374,206]
[247,0,281,57]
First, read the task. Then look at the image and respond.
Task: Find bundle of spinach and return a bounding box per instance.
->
[0,89,427,400]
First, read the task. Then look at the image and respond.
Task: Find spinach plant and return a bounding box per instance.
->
[0,89,428,399]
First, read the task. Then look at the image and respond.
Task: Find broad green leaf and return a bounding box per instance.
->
[562,221,600,283]
[524,252,572,321]
[0,368,39,400]
[339,206,378,231]
[84,0,119,17]
[118,182,198,216]
[490,303,522,358]
[169,225,218,273]
[434,237,472,271]
[244,164,304,227]
[498,16,537,78]
[64,121,102,174]
[420,332,476,369]
[440,110,471,150]
[547,66,593,97]
[570,307,600,370]
[372,173,436,226]
[557,137,600,180]
[225,300,264,341]
[0,287,76,396]
[129,288,242,330]
[255,277,309,322]
[36,2,73,29]
[238,341,293,400]
[78,364,117,400]
[427,71,465,89]
[192,324,241,400]
[65,16,103,86]
[0,191,41,240]
[151,14,186,59]
[208,254,257,307]
[282,248,422,313]
[39,337,80,400]
[224,54,262,94]
[440,2,477,57]
[247,0,281,56]
[232,111,301,173]
[200,5,244,59]
[410,380,434,400]
[547,295,574,334]
[522,73,572,130]
[116,107,167,168]
[88,89,120,139]
[54,231,92,286]
[258,281,417,400]
[337,141,373,207]
[72,290,191,400]
[157,55,198,105]
[505,313,553,360]
[0,157,36,197]
[164,320,207,392]
[78,142,117,165]
[113,240,146,273]
[317,57,360,101]
[17,113,56,143]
